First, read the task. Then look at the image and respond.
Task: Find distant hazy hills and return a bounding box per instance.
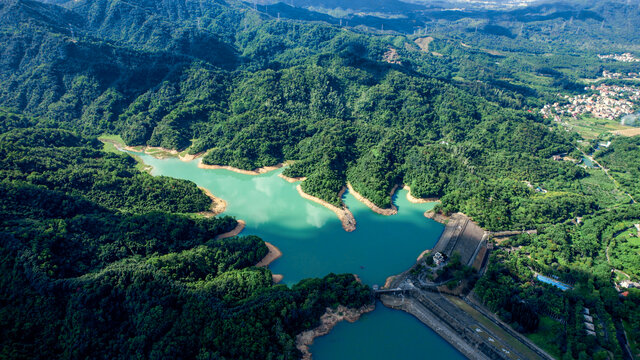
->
[252,0,427,13]
[251,0,639,14]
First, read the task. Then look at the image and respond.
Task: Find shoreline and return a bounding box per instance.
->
[424,210,450,224]
[198,186,227,216]
[278,173,307,183]
[383,275,397,289]
[295,303,376,360]
[346,183,398,216]
[296,185,356,232]
[179,151,206,162]
[106,139,200,163]
[198,160,284,175]
[122,145,179,158]
[255,242,284,284]
[417,249,430,262]
[115,141,291,177]
[403,185,440,204]
[255,242,283,267]
[215,220,246,240]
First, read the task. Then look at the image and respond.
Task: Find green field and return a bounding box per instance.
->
[562,115,629,140]
[578,169,632,207]
[98,134,152,172]
[526,316,564,360]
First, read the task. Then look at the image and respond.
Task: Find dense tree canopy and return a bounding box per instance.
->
[2,0,640,359]
[0,117,373,359]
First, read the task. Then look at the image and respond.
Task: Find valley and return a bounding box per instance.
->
[1,0,640,359]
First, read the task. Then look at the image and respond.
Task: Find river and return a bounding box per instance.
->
[127,153,465,359]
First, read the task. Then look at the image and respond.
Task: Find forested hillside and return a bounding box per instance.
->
[0,110,373,359]
[475,202,640,359]
[0,0,610,229]
[1,0,640,358]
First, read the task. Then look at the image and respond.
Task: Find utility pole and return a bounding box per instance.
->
[68,24,76,42]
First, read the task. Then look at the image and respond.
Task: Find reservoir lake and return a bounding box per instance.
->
[129,152,465,360]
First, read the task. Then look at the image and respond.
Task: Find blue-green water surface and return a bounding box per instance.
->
[129,153,464,359]
[312,302,464,360]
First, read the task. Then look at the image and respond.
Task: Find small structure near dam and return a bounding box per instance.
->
[378,213,555,360]
[431,213,489,270]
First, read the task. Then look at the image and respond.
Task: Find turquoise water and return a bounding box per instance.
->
[128,153,464,359]
[536,274,571,291]
[582,156,597,168]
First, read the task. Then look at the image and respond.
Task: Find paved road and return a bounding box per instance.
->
[380,286,554,360]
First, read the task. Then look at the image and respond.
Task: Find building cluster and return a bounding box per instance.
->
[602,70,640,80]
[432,252,445,266]
[598,53,640,62]
[583,308,596,337]
[619,280,640,289]
[541,84,640,121]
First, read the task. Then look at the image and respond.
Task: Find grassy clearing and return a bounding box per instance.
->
[98,134,126,152]
[612,127,640,137]
[578,169,631,207]
[414,36,433,52]
[98,134,151,172]
[526,316,564,360]
[609,226,640,281]
[446,296,545,360]
[614,270,630,283]
[562,115,629,139]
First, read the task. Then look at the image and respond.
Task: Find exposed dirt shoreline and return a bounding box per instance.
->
[198,161,285,175]
[278,173,307,183]
[198,186,227,216]
[346,183,398,215]
[179,152,205,162]
[122,145,178,158]
[402,185,440,204]
[383,275,397,289]
[417,249,431,262]
[424,210,450,224]
[295,303,376,360]
[215,220,246,240]
[296,185,356,232]
[256,242,282,267]
[255,242,284,283]
[112,143,360,233]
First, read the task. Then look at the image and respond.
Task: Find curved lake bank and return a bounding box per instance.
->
[126,152,463,359]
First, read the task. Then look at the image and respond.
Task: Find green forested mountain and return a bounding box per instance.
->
[0,0,604,226]
[0,111,372,359]
[2,0,640,359]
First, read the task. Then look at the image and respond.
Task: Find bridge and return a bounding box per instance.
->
[374,288,405,294]
[373,279,416,296]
